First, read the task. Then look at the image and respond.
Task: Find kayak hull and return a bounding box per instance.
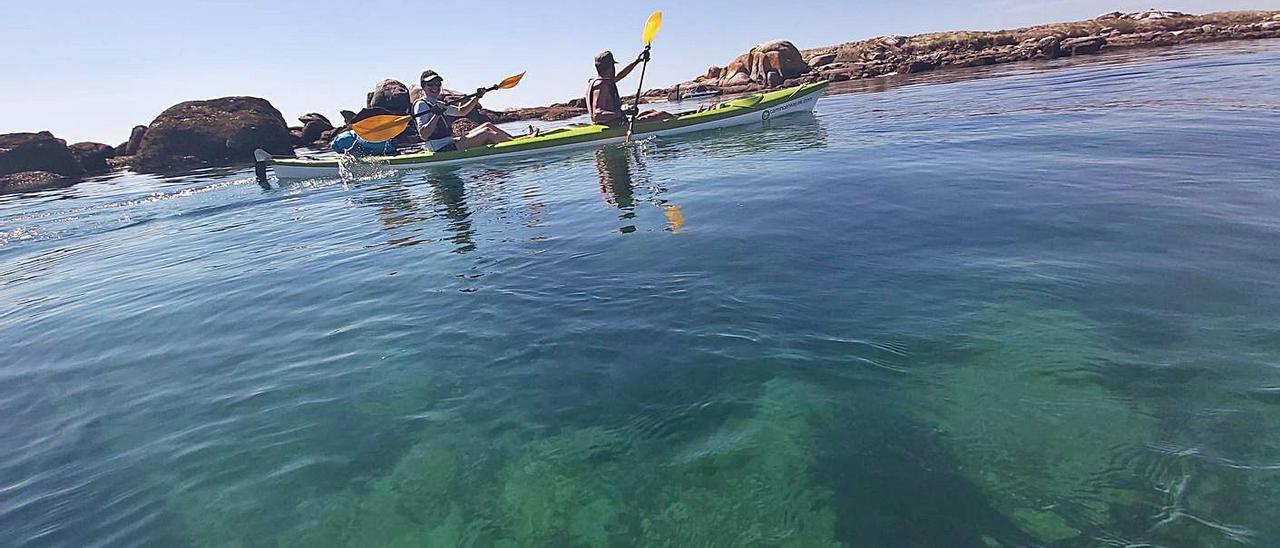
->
[271,81,826,179]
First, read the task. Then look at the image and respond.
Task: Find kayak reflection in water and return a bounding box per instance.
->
[587,50,676,127]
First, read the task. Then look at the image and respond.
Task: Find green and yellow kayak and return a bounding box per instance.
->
[268,81,827,179]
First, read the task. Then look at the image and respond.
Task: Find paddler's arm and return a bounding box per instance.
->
[456,89,487,116]
[616,49,648,81]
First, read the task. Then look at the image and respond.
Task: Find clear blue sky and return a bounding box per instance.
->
[3,0,1276,144]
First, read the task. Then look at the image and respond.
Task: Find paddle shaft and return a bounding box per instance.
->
[625,45,652,142]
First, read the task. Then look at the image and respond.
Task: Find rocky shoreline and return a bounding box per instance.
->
[3,9,1278,194]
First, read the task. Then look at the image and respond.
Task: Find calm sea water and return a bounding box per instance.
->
[3,41,1279,547]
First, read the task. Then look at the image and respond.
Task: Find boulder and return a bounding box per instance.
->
[723,71,752,87]
[368,79,411,113]
[1,171,74,194]
[1061,36,1106,55]
[1035,36,1062,58]
[68,142,116,174]
[764,70,784,87]
[133,96,294,172]
[298,112,332,127]
[807,52,837,67]
[298,112,334,144]
[1095,11,1124,20]
[822,71,851,82]
[1125,9,1190,21]
[706,66,723,80]
[902,60,936,74]
[0,132,85,178]
[124,125,147,155]
[718,40,811,89]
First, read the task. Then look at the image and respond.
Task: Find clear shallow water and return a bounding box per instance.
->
[3,40,1279,547]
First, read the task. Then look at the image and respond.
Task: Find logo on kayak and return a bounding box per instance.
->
[761,94,814,121]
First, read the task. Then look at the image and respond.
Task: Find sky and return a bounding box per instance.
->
[3,0,1278,144]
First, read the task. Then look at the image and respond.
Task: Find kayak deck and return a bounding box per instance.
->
[271,81,827,178]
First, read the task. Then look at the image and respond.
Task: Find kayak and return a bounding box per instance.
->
[679,90,721,101]
[268,81,827,179]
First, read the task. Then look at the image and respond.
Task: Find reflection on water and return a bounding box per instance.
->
[595,147,637,212]
[428,174,476,254]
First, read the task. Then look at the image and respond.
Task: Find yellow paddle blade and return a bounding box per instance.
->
[350,114,413,142]
[497,71,525,90]
[642,11,662,45]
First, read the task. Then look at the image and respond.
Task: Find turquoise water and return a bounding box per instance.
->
[3,41,1280,547]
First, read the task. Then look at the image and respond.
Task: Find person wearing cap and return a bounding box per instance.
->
[414,70,516,152]
[587,50,675,128]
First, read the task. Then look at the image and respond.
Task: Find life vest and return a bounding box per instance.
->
[586,78,625,126]
[414,98,455,141]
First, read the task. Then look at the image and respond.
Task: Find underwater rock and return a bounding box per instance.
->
[915,302,1159,543]
[177,377,844,546]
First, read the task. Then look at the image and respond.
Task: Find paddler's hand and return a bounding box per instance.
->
[475,87,487,98]
[638,49,651,63]
[624,106,639,117]
[429,104,447,116]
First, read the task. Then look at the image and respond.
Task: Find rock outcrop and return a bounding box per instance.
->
[133,97,294,172]
[0,132,85,178]
[368,79,411,113]
[661,10,1280,99]
[68,142,116,175]
[715,40,810,89]
[0,132,86,193]
[124,125,147,156]
[297,113,334,145]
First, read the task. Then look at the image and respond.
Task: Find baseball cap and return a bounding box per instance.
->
[420,70,443,85]
[594,51,617,66]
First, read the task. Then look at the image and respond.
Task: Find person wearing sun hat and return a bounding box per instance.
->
[413,69,517,152]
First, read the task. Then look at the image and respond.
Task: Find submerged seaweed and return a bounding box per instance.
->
[173,377,842,547]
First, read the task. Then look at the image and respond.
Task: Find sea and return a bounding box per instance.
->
[2,40,1279,547]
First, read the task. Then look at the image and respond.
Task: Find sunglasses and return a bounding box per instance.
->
[426,81,443,88]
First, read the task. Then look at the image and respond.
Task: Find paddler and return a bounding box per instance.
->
[414,70,517,152]
[587,50,675,127]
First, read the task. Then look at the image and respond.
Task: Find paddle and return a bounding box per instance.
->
[624,11,663,143]
[348,72,526,142]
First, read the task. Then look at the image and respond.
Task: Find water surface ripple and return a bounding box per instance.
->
[3,41,1280,547]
